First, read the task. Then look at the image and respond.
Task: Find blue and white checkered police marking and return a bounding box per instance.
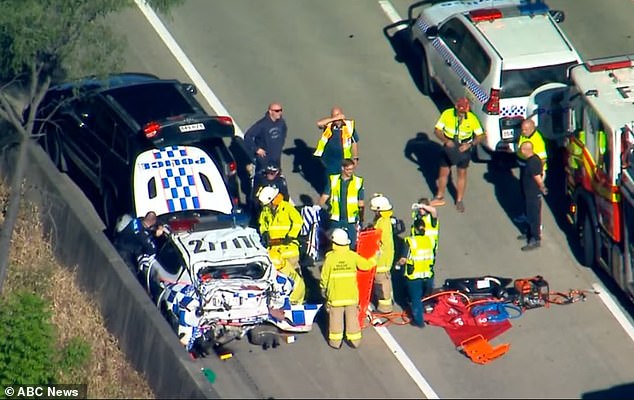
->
[150,146,201,212]
[432,39,489,103]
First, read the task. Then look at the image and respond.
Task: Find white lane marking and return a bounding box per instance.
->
[133,0,244,137]
[137,0,437,396]
[378,0,407,29]
[593,282,634,343]
[373,326,440,399]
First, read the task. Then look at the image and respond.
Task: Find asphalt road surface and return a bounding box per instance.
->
[106,1,634,398]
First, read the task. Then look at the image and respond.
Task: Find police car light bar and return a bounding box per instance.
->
[469,9,503,22]
[586,56,634,73]
[518,2,549,16]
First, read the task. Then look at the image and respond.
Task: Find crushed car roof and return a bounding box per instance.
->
[171,225,271,272]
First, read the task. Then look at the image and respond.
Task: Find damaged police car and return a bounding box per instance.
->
[114,144,321,356]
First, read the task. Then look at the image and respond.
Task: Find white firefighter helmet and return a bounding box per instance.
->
[258,186,280,205]
[370,194,392,211]
[331,228,350,246]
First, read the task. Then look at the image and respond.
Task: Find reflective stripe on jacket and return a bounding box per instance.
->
[329,174,364,223]
[320,245,374,307]
[258,200,303,239]
[422,214,439,250]
[404,235,435,280]
[313,120,355,158]
[435,108,483,143]
[375,211,394,273]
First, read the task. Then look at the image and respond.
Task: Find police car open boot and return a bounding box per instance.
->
[521,240,541,252]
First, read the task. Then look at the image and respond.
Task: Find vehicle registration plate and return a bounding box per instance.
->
[179,123,205,133]
[502,128,514,140]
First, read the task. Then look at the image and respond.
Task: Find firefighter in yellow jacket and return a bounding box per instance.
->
[369,194,395,313]
[258,186,306,303]
[397,218,436,328]
[320,228,375,349]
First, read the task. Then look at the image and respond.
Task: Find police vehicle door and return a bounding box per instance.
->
[527,82,569,145]
[583,107,618,243]
[426,17,469,101]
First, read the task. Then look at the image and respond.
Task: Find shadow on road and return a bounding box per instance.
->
[482,157,524,232]
[283,138,325,195]
[382,21,452,111]
[582,382,634,399]
[404,132,443,199]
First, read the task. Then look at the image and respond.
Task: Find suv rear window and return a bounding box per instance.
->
[107,83,195,126]
[501,62,576,98]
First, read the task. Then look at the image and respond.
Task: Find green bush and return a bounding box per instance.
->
[0,291,57,385]
[58,336,91,381]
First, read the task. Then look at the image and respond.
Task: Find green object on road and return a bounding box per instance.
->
[201,367,216,384]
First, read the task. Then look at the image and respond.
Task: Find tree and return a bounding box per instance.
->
[0,0,184,294]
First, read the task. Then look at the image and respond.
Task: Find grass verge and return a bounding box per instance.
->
[0,183,154,398]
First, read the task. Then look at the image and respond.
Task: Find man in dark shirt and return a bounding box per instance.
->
[244,102,288,175]
[249,163,290,224]
[518,142,547,251]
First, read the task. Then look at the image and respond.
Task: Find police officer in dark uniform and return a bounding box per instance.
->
[114,211,164,274]
[517,142,547,251]
[249,163,290,225]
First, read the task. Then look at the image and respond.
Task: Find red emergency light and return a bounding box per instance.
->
[586,56,634,73]
[143,121,161,139]
[484,88,501,115]
[216,116,233,125]
[469,8,503,22]
[168,217,199,232]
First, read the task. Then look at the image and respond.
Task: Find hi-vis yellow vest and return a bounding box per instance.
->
[329,174,363,223]
[404,235,435,280]
[314,120,355,158]
[258,201,303,239]
[518,129,548,170]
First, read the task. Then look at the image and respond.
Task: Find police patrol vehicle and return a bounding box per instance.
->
[116,145,321,355]
[407,0,582,157]
[565,54,634,301]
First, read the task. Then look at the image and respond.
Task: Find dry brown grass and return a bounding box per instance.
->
[1,183,155,399]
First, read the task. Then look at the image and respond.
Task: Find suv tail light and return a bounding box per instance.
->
[143,121,161,139]
[484,89,500,115]
[228,161,237,176]
[469,9,502,22]
[217,116,233,125]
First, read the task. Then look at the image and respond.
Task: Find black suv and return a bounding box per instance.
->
[36,73,245,229]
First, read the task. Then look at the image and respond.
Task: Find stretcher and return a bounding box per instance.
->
[355,227,382,326]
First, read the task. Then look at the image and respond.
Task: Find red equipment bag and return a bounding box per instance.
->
[356,227,382,326]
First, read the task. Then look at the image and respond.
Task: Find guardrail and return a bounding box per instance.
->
[0,140,225,399]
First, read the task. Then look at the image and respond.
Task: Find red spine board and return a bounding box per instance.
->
[356,228,382,326]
